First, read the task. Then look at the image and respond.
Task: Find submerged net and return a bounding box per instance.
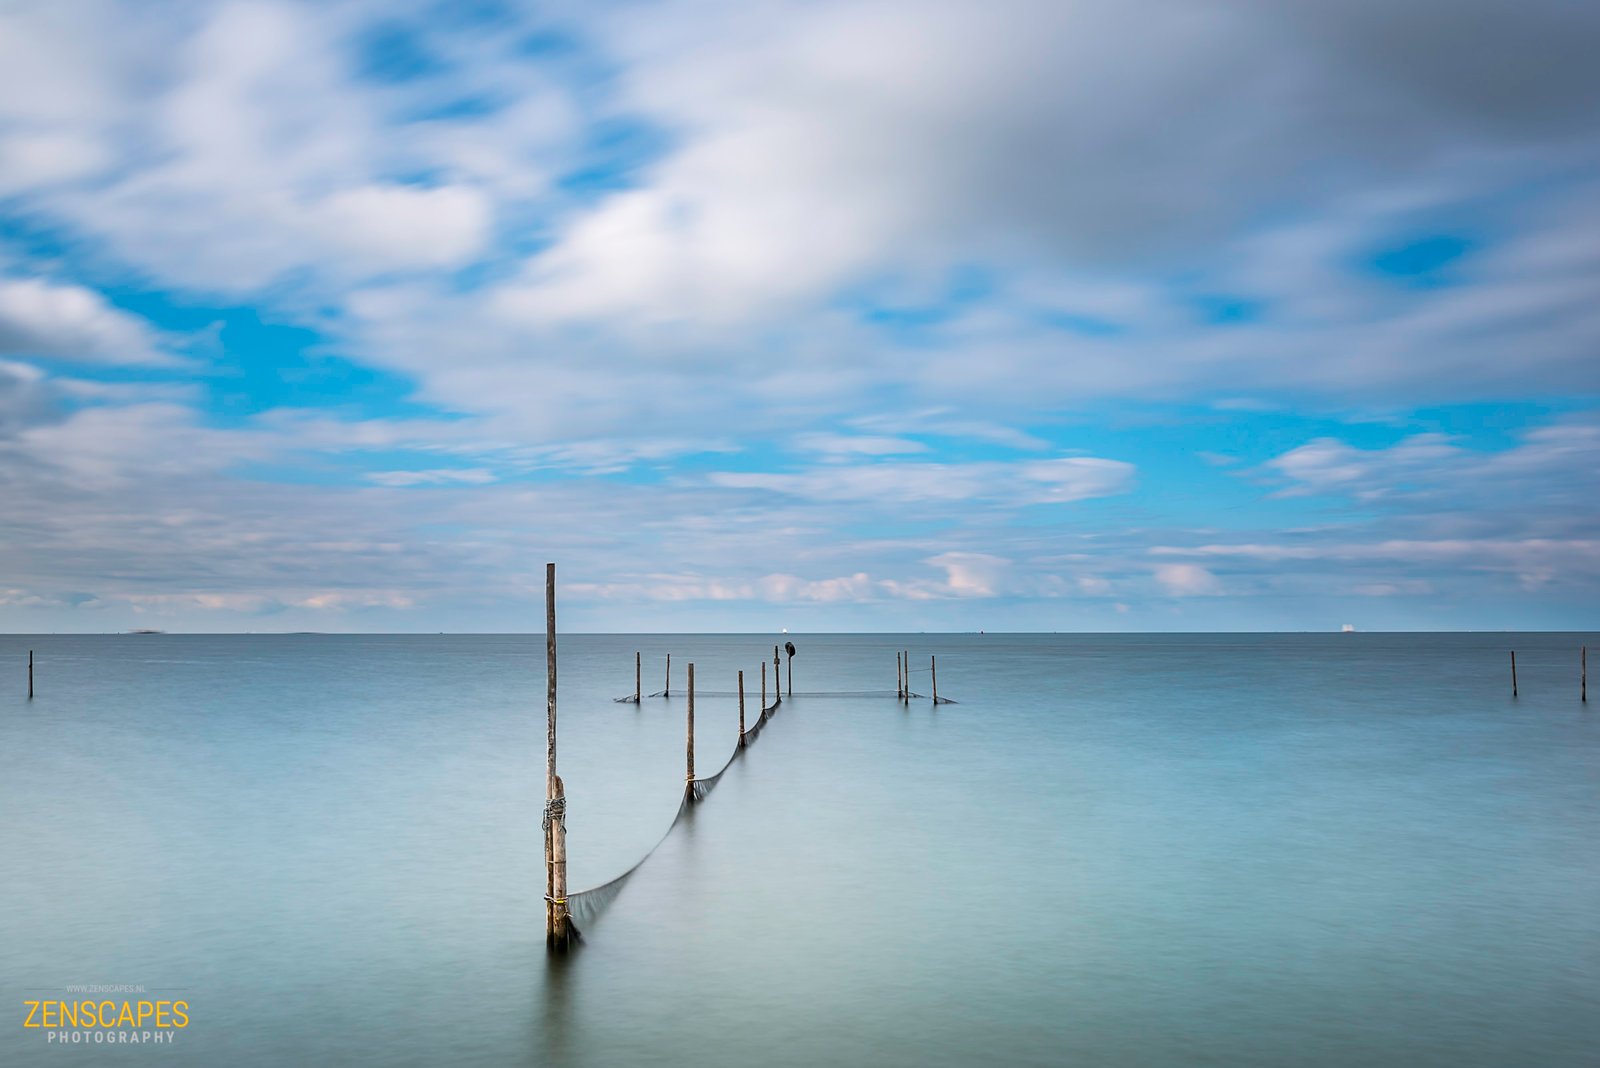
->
[565,694,784,928]
[619,689,912,700]
[565,794,688,931]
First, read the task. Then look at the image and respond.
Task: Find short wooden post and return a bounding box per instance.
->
[738,670,746,746]
[761,661,767,712]
[786,650,793,697]
[931,655,938,704]
[1511,650,1518,698]
[666,653,671,697]
[1583,646,1587,703]
[896,651,902,698]
[28,649,34,699]
[904,649,910,701]
[635,651,641,703]
[773,646,780,696]
[686,663,696,790]
[545,563,573,952]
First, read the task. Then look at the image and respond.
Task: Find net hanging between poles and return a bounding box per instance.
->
[617,689,921,700]
[565,694,784,929]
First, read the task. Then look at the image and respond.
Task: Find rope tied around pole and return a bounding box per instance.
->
[542,795,566,832]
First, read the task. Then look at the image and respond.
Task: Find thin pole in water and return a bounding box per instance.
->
[761,660,767,713]
[666,654,671,698]
[686,663,696,792]
[635,651,641,704]
[1583,646,1587,703]
[545,562,572,952]
[1511,650,1518,698]
[931,655,938,705]
[28,649,34,699]
[773,646,780,698]
[738,670,746,746]
[904,649,910,702]
[896,651,902,699]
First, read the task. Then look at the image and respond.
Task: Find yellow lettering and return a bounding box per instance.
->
[116,1001,135,1027]
[137,1001,153,1026]
[40,1002,57,1028]
[155,1002,170,1028]
[100,1001,115,1028]
[61,1001,78,1027]
[80,1000,99,1028]
[23,1001,39,1028]
[173,1002,189,1028]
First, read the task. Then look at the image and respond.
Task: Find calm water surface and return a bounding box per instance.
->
[2,633,1597,1066]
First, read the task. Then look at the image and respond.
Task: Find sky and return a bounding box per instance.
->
[0,0,1597,633]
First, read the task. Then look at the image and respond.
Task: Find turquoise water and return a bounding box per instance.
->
[2,632,1597,1066]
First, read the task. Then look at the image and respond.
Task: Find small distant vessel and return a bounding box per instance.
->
[1342,624,1356,633]
[129,629,165,635]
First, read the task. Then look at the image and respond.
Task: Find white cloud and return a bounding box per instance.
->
[707,456,1133,505]
[313,183,491,271]
[0,279,170,365]
[367,468,496,487]
[1154,563,1223,596]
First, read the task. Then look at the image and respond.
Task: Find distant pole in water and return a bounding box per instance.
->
[896,651,902,699]
[738,670,746,746]
[28,649,33,699]
[666,653,671,698]
[903,649,909,702]
[545,563,573,952]
[931,654,938,705]
[686,663,696,793]
[1511,650,1518,698]
[1583,646,1587,703]
[761,660,767,712]
[785,641,795,697]
[773,646,780,698]
[635,651,641,704]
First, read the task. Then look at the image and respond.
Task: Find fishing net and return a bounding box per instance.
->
[565,693,789,927]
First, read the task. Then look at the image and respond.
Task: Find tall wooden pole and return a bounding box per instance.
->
[931,654,938,705]
[738,670,746,746]
[635,651,641,703]
[761,661,767,712]
[773,646,779,698]
[28,649,34,699]
[545,563,571,951]
[686,663,696,791]
[896,651,902,698]
[1583,646,1587,703]
[904,649,910,702]
[666,653,671,697]
[786,650,793,697]
[1511,650,1518,698]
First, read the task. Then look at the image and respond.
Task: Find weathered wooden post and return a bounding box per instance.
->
[545,563,573,952]
[666,653,671,697]
[773,646,780,698]
[738,670,746,746]
[785,641,795,697]
[904,649,910,701]
[1511,650,1518,698]
[686,663,696,795]
[931,654,938,704]
[896,651,902,698]
[1583,646,1588,703]
[635,651,641,703]
[761,661,767,713]
[28,649,34,699]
